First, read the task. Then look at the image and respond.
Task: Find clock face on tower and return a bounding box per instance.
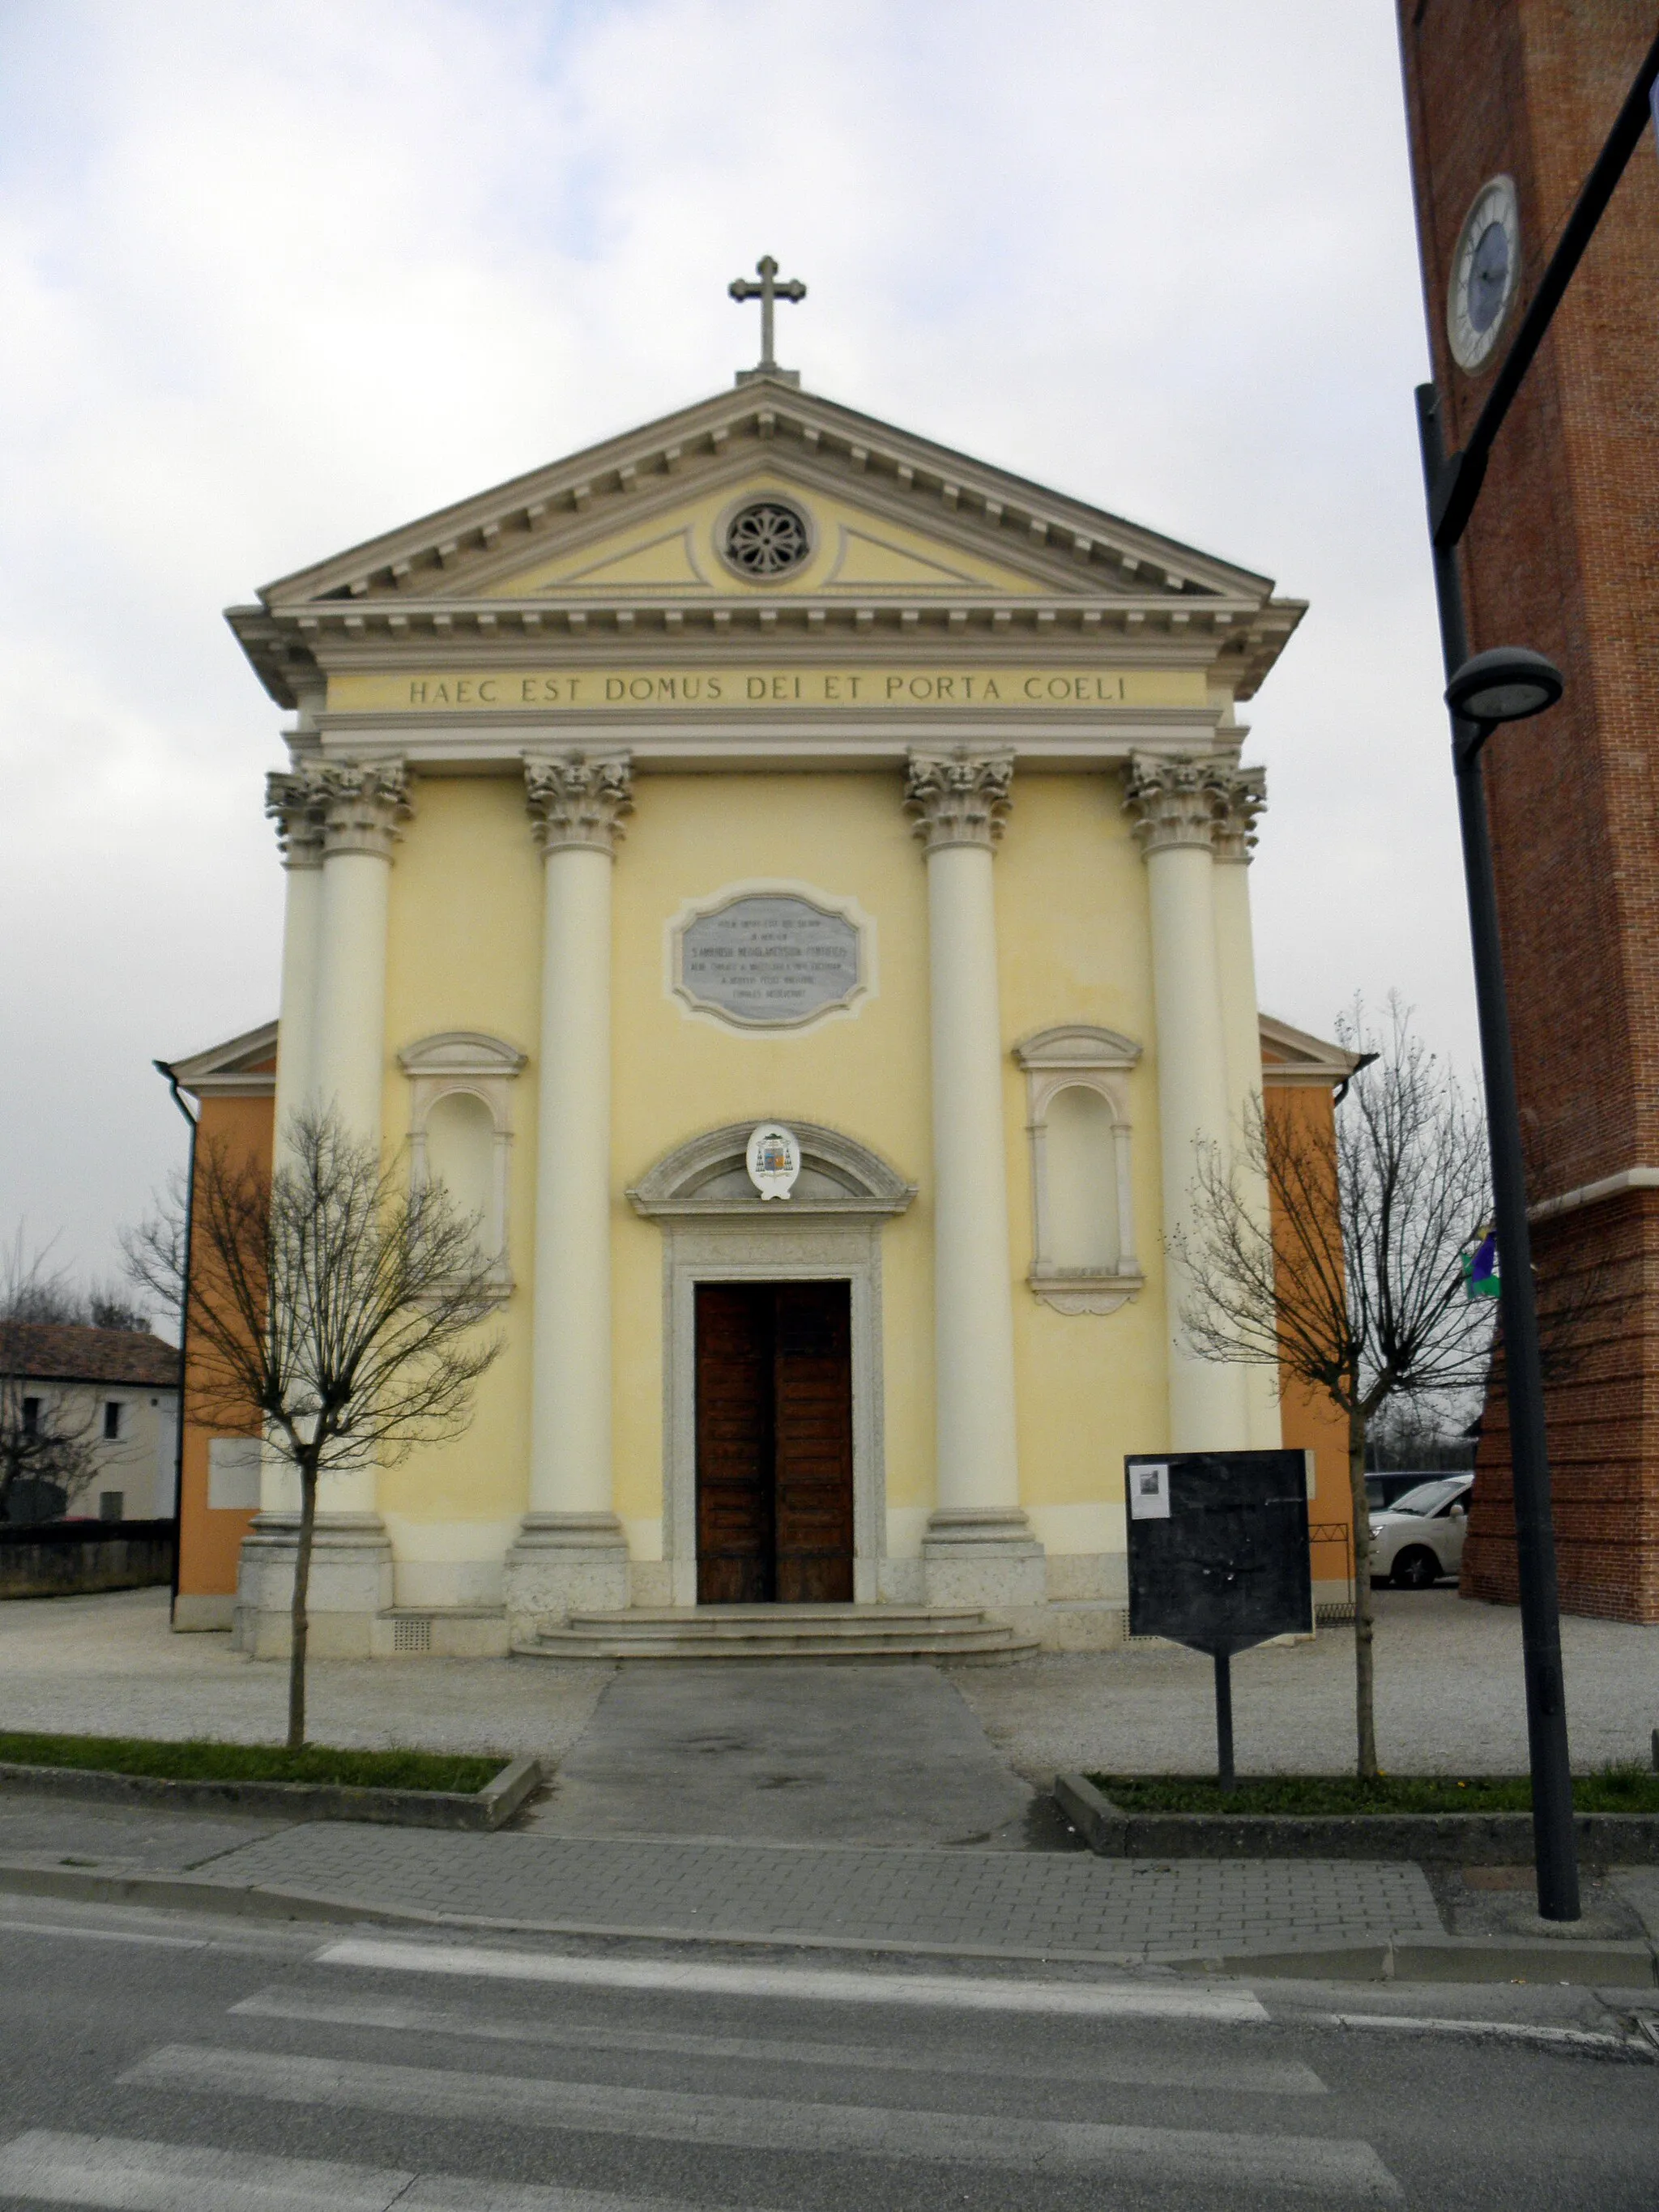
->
[1447,175,1520,373]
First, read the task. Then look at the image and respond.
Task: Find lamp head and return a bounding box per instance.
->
[1445,646,1564,727]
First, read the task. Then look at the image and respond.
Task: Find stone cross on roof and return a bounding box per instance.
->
[729,256,806,387]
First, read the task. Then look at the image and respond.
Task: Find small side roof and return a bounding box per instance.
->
[164,1021,278,1100]
[1260,1013,1360,1087]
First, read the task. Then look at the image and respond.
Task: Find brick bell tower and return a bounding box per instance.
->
[1398,4,1659,1623]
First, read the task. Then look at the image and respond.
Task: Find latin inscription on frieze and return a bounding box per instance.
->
[676,895,864,1029]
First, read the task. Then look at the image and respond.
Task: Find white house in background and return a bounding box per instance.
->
[0,1322,181,1524]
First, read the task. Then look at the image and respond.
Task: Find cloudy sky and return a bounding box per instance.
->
[0,0,1462,1298]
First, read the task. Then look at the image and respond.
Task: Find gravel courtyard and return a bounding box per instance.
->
[956,1589,1659,1783]
[0,1584,1655,1782]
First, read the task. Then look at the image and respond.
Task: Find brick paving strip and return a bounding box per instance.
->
[186,1824,1445,1961]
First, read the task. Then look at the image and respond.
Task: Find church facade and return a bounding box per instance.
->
[171,363,1353,1656]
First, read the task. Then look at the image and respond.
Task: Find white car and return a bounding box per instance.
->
[1367,1475,1473,1589]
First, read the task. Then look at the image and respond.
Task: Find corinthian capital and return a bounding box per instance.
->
[1211,762,1268,863]
[317,760,414,860]
[264,763,329,869]
[524,751,633,855]
[905,748,1014,854]
[1121,752,1227,858]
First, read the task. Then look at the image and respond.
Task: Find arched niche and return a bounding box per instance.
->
[627,1120,916,1607]
[398,1030,528,1290]
[1013,1024,1145,1316]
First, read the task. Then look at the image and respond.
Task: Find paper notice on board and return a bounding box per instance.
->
[1128,1461,1171,1519]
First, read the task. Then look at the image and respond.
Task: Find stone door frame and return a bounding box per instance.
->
[628,1121,915,1609]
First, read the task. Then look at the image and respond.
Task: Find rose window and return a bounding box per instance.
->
[724,501,810,577]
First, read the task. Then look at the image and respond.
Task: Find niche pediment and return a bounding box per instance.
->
[629,1120,915,1219]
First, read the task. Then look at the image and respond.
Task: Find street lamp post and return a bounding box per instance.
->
[1443,637,1578,1924]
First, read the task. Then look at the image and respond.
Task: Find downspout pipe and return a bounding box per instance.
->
[153,1060,197,1625]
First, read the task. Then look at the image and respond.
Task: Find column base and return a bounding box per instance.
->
[232,1511,393,1660]
[504,1511,629,1635]
[921,1506,1046,1611]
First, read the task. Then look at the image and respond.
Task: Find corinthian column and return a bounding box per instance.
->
[1213,764,1282,1451]
[1124,754,1251,1451]
[504,752,633,1632]
[906,749,1043,1613]
[265,765,328,1146]
[311,761,412,1144]
[234,758,407,1660]
[256,765,328,1526]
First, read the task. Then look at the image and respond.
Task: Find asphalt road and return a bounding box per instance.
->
[0,1895,1654,2210]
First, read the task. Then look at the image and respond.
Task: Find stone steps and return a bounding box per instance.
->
[512,1603,1039,1664]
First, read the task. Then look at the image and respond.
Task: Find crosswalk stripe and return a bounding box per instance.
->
[0,1918,207,1951]
[316,1937,1269,2022]
[0,2129,753,2212]
[121,2044,1402,2199]
[235,1985,1328,2095]
[0,2129,407,2210]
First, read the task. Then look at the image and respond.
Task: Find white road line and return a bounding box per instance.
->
[316,1937,1269,2022]
[121,2045,1401,2200]
[1333,2012,1655,2057]
[0,2129,746,2212]
[235,1985,1327,2095]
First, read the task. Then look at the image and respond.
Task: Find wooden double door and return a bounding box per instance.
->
[694,1281,855,1604]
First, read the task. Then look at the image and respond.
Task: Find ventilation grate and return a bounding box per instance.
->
[392,1615,433,1653]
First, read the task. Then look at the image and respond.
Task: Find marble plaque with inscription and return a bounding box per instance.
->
[676,895,864,1028]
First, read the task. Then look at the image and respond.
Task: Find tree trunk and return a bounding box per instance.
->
[1348,1410,1378,1780]
[288,1456,318,1750]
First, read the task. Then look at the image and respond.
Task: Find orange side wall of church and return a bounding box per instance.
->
[176,1089,275,1607]
[1264,1078,1356,1602]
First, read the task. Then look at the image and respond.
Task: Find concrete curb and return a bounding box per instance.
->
[1052,1772,1659,1867]
[0,1754,543,1832]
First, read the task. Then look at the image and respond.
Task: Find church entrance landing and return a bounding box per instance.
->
[695,1281,854,1604]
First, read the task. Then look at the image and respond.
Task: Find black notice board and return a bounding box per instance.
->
[1125,1450,1313,1656]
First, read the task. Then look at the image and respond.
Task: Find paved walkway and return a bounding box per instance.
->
[523,1664,1036,1846]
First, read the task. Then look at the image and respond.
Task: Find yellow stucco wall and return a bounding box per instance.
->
[370,764,1171,1560]
[377,776,543,1551]
[998,774,1168,1555]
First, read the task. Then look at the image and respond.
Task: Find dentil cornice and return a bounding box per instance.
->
[524,751,634,856]
[905,748,1015,853]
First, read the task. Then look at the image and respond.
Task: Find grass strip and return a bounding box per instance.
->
[1085,1766,1659,1816]
[0,1731,504,1795]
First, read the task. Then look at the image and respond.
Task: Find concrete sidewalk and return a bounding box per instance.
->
[0,1784,1442,1963]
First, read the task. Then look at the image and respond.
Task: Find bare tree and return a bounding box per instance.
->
[126,1109,504,1747]
[1174,999,1495,1779]
[0,1227,152,1335]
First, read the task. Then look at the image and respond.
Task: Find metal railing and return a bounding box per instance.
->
[1309,1520,1356,1623]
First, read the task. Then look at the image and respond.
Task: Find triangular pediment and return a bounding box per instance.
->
[480,471,1058,601]
[228,378,1306,706]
